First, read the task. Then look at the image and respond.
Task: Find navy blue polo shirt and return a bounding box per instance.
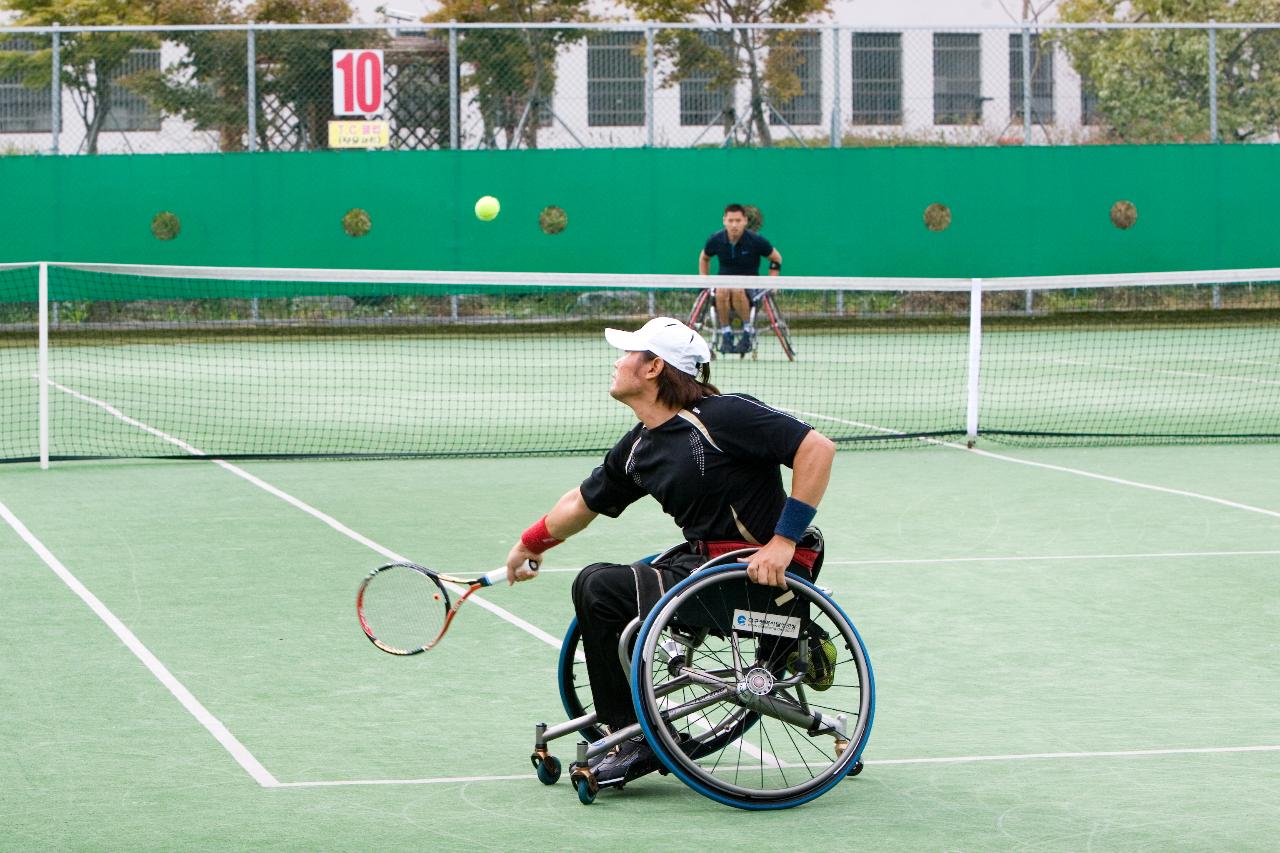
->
[703,229,774,276]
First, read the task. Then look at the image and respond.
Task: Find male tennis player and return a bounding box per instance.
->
[698,204,782,354]
[505,316,834,791]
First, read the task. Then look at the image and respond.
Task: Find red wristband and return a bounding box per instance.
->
[520,516,563,554]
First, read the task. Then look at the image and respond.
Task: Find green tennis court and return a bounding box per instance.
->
[3,435,1277,849]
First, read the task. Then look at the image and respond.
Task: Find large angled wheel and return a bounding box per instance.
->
[558,618,608,743]
[688,288,721,359]
[630,565,873,810]
[761,292,796,361]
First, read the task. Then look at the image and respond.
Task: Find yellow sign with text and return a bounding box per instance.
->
[327,120,390,149]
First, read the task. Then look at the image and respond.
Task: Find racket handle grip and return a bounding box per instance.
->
[483,560,539,586]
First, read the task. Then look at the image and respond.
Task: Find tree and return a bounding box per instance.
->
[126,0,253,152]
[1056,0,1280,142]
[427,0,592,149]
[622,0,832,146]
[249,0,385,151]
[0,0,172,154]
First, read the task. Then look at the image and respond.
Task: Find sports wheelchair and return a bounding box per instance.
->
[688,287,797,362]
[529,538,875,810]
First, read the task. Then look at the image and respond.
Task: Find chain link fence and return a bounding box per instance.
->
[1,22,1278,155]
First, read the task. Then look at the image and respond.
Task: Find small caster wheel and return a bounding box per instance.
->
[847,760,864,777]
[534,754,561,785]
[569,767,598,804]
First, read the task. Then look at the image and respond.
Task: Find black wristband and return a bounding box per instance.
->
[769,261,781,271]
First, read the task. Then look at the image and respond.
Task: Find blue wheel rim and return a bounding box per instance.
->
[629,564,875,810]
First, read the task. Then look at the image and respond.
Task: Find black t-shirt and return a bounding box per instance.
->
[703,229,774,276]
[579,394,813,544]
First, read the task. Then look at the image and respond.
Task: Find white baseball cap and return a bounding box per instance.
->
[604,317,711,376]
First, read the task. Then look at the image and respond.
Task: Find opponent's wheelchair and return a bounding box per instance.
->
[688,287,797,362]
[529,536,874,810]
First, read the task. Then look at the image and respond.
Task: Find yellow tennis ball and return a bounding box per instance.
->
[474,195,500,221]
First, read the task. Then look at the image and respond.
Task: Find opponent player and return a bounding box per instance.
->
[697,204,782,353]
[504,317,835,791]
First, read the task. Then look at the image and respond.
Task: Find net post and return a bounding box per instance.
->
[38,262,49,469]
[965,277,983,448]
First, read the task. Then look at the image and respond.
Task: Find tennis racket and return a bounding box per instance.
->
[356,560,538,656]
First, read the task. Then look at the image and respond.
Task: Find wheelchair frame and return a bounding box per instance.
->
[530,545,874,810]
[689,287,797,362]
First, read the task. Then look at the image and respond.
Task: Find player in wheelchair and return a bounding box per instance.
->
[504,317,872,809]
[688,286,797,362]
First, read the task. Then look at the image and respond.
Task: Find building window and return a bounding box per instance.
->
[851,32,902,125]
[768,31,821,126]
[490,94,552,133]
[588,32,644,127]
[1081,77,1102,125]
[680,31,734,127]
[0,38,53,133]
[933,33,982,125]
[104,48,162,132]
[1008,34,1054,124]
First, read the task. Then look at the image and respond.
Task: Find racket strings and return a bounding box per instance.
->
[362,567,449,652]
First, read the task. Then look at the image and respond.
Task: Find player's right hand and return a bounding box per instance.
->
[505,544,541,585]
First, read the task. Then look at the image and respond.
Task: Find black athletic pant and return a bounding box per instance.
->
[571,542,823,731]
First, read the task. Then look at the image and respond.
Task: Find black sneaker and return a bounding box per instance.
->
[787,635,838,691]
[593,735,660,788]
[719,330,737,354]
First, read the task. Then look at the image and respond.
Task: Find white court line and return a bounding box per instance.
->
[268,744,1280,787]
[532,550,1280,572]
[44,378,561,650]
[36,378,566,788]
[823,549,1280,567]
[275,774,531,788]
[1054,357,1280,387]
[0,498,280,788]
[789,409,1280,522]
[865,744,1280,767]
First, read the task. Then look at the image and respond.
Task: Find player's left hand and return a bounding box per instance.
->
[747,536,796,588]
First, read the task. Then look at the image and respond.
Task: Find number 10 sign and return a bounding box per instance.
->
[332,49,385,116]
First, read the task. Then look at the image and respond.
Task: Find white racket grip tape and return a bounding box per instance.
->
[483,559,539,586]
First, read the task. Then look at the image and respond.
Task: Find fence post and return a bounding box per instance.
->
[645,27,655,148]
[449,25,459,150]
[49,24,61,155]
[830,26,841,149]
[246,26,257,152]
[1021,25,1032,145]
[966,278,983,446]
[1208,22,1219,143]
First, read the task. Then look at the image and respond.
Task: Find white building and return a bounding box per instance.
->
[0,1,1121,153]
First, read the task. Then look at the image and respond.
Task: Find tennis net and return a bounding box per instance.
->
[1,262,1277,464]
